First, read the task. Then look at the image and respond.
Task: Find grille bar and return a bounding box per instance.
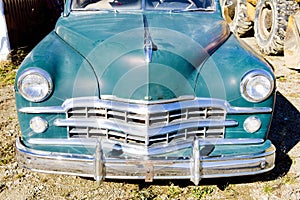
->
[67,106,226,126]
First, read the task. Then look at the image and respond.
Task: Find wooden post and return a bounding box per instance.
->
[0,0,10,61]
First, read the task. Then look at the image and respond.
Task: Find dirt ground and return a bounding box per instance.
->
[0,38,299,199]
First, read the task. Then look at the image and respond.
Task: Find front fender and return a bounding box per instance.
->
[194,34,275,108]
[15,31,99,140]
[194,35,275,139]
[15,31,100,107]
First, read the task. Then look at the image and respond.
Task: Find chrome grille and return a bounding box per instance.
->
[68,126,225,146]
[67,106,225,126]
[61,97,230,146]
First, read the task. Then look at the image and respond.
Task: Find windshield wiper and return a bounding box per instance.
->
[169,8,208,12]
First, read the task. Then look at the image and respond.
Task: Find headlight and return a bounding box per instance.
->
[17,68,53,102]
[240,69,274,103]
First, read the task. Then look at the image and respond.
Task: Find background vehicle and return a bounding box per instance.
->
[220,0,300,67]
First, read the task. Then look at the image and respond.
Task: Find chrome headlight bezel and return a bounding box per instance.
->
[17,68,53,102]
[240,69,275,103]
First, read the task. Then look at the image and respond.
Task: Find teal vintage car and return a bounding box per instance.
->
[15,0,276,184]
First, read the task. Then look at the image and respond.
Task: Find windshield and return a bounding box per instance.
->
[71,0,215,11]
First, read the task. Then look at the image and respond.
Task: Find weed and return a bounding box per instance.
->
[8,48,29,66]
[167,183,181,198]
[263,183,275,194]
[0,48,29,87]
[132,186,157,200]
[191,186,214,199]
[276,75,287,82]
[15,173,25,179]
[0,158,8,165]
[289,93,299,98]
[281,175,296,185]
[40,176,49,183]
[0,61,18,87]
[0,155,13,165]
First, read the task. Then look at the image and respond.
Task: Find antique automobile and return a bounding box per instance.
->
[15,0,276,185]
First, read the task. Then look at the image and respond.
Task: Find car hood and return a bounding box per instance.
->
[55,12,230,101]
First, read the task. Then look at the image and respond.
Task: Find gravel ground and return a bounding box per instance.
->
[0,38,299,199]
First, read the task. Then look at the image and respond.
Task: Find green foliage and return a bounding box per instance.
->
[132,186,157,200]
[0,48,29,87]
[8,48,29,66]
[0,142,14,165]
[0,61,18,87]
[15,173,25,179]
[167,183,181,198]
[281,175,296,185]
[276,75,287,82]
[263,183,275,194]
[191,186,215,199]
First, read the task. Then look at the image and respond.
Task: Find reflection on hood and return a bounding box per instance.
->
[55,12,230,101]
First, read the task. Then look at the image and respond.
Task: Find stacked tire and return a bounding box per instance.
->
[220,0,299,55]
[254,0,299,54]
[220,0,253,36]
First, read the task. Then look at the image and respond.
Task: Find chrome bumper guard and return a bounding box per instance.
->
[16,138,276,185]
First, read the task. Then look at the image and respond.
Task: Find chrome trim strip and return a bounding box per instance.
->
[228,106,273,114]
[16,138,276,185]
[18,96,272,114]
[27,138,98,146]
[101,95,195,105]
[26,138,265,146]
[62,97,228,114]
[26,138,265,156]
[19,106,65,114]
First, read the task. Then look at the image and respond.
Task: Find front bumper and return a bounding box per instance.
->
[16,137,276,185]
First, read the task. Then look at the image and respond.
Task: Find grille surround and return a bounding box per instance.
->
[55,97,234,147]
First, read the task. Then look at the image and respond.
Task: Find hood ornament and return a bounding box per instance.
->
[144,38,153,63]
[143,15,157,63]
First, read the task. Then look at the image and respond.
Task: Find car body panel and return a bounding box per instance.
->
[14,0,276,184]
[55,12,230,100]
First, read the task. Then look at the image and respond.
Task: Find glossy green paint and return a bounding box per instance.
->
[15,32,99,139]
[15,0,276,156]
[15,32,100,105]
[225,113,273,139]
[195,35,275,106]
[16,112,67,140]
[55,11,230,100]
